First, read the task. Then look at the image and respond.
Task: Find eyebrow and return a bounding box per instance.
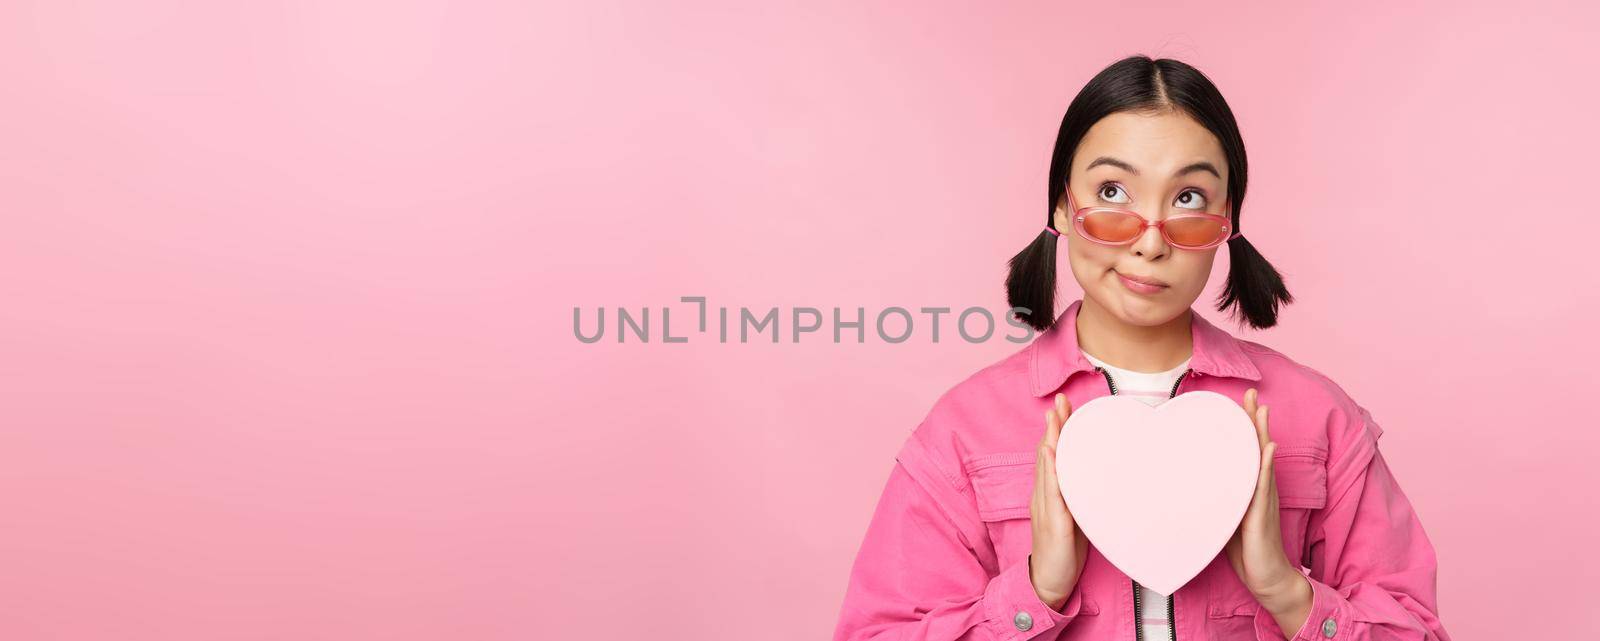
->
[1084,156,1222,179]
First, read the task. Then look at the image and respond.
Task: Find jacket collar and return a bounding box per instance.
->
[1029,298,1262,397]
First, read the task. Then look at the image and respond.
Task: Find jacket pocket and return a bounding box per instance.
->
[1201,445,1332,641]
[1272,447,1329,568]
[966,451,1100,616]
[1202,573,1262,639]
[1274,446,1329,509]
[1203,448,1328,630]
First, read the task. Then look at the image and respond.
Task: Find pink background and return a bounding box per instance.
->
[2,1,1596,639]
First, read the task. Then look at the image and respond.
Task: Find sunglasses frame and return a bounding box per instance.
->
[1047,186,1239,250]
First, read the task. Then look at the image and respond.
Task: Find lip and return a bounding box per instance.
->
[1115,270,1169,294]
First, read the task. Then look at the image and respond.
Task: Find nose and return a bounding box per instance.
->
[1131,217,1170,258]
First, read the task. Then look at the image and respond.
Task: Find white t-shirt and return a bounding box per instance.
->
[1080,349,1192,641]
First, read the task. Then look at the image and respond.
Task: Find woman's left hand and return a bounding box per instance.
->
[1223,388,1314,632]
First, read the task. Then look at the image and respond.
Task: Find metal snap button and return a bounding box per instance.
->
[1013,611,1033,631]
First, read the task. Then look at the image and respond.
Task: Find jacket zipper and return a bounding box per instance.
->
[1095,365,1191,641]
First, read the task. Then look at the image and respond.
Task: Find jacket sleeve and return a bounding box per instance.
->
[1253,404,1452,641]
[832,427,1091,641]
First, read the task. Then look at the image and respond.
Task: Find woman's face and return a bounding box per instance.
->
[1052,109,1232,326]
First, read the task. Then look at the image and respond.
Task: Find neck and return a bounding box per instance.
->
[1075,297,1194,374]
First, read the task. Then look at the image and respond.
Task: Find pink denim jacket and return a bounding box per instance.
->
[833,299,1450,641]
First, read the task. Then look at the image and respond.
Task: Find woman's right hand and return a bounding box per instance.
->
[1029,393,1091,611]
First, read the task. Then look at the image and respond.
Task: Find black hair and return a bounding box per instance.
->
[1006,54,1293,331]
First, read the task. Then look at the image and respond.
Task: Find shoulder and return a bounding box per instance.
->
[896,341,1040,483]
[1234,338,1384,482]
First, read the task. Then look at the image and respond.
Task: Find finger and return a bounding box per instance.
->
[1252,397,1270,450]
[1036,402,1061,496]
[1254,431,1275,502]
[1035,427,1049,498]
[1042,426,1065,502]
[1240,421,1272,527]
[1043,395,1066,475]
[1041,405,1058,446]
[1046,394,1067,446]
[1042,395,1070,514]
[1263,440,1278,499]
[1043,441,1077,526]
[1034,448,1051,527]
[1243,388,1267,450]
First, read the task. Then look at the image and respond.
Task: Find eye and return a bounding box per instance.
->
[1174,189,1208,210]
[1097,182,1130,204]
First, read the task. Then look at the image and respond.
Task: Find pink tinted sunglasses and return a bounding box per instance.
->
[1045,187,1241,250]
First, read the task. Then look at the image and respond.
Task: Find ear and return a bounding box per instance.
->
[1052,192,1072,235]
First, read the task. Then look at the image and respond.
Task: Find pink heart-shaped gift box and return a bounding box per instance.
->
[1054,390,1261,595]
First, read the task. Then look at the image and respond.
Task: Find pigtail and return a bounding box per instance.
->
[1006,229,1059,331]
[1216,235,1293,329]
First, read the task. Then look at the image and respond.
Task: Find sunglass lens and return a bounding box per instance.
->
[1081,211,1142,243]
[1165,217,1227,247]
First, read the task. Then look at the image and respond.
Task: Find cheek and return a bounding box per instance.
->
[1064,242,1118,285]
[1169,254,1217,290]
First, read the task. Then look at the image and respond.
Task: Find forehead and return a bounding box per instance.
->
[1074,110,1228,182]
